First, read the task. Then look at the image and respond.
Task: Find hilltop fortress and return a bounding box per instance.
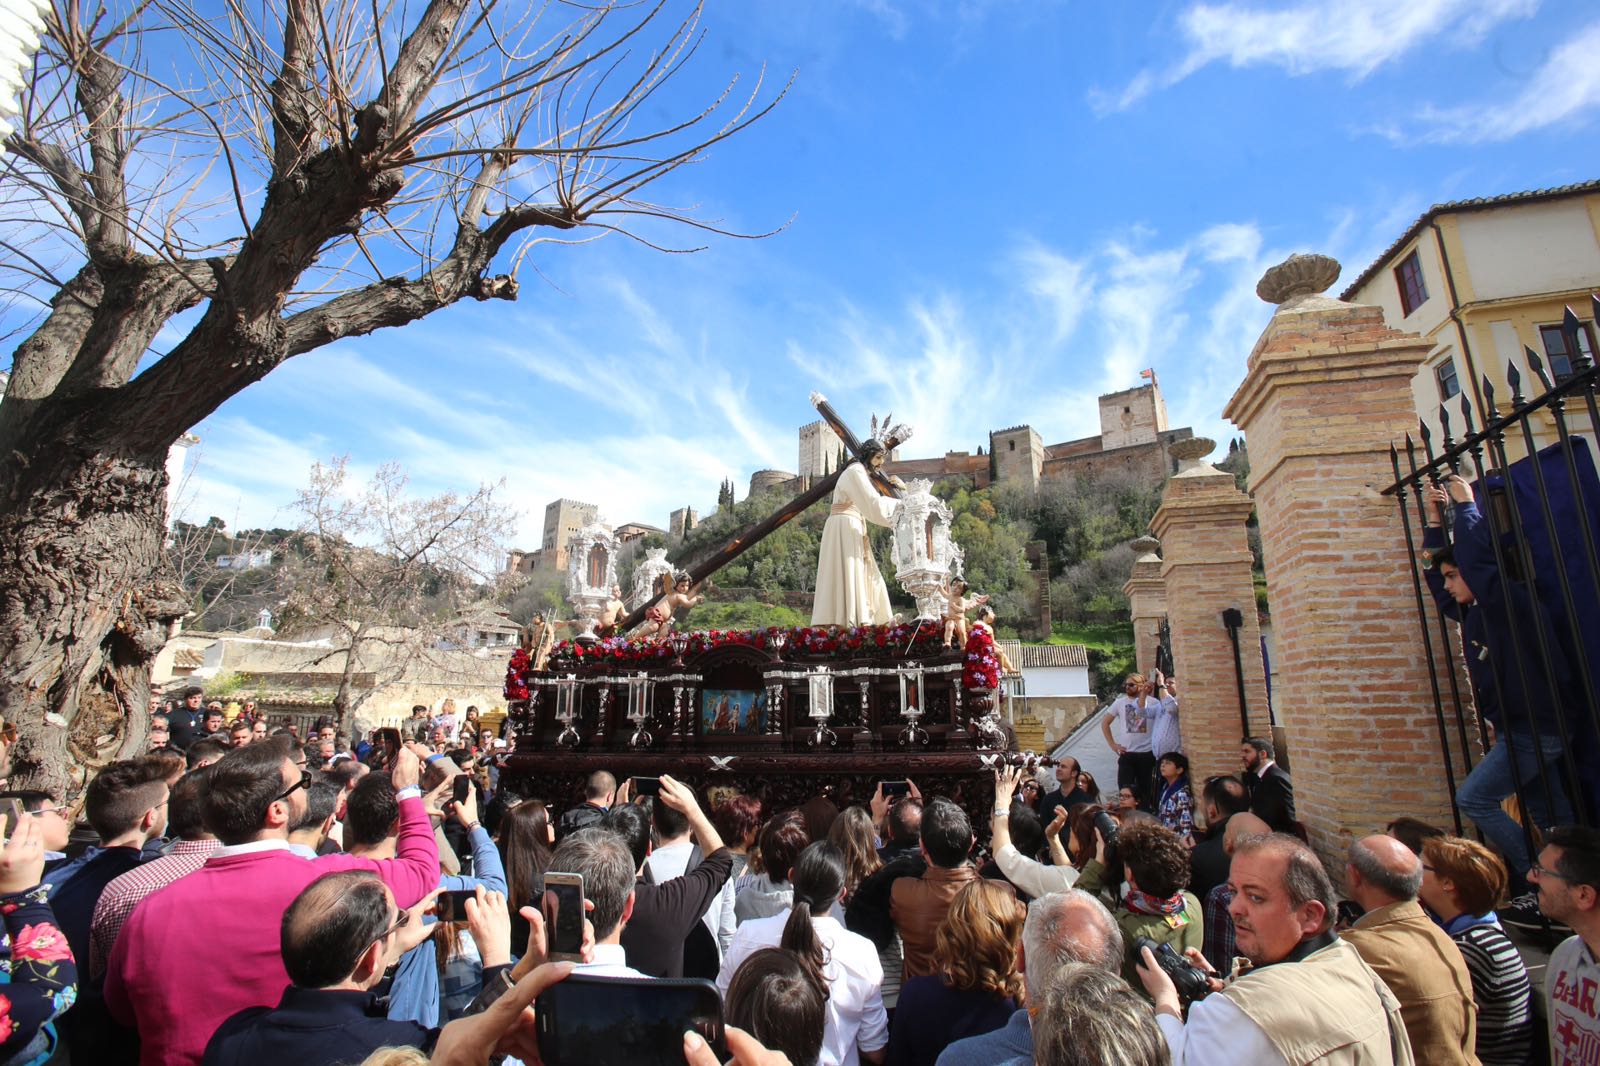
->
[750,379,1193,501]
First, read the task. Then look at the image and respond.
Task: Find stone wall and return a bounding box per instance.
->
[1224,254,1455,855]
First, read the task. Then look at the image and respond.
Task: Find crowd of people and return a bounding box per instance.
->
[0,669,1588,1066]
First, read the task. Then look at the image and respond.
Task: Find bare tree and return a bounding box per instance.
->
[277,457,513,735]
[0,0,783,793]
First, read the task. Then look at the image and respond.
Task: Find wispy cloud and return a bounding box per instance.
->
[1399,19,1600,143]
[786,220,1288,466]
[1092,0,1538,113]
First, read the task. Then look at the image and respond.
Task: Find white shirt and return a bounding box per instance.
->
[647,839,737,958]
[1103,695,1154,753]
[717,911,887,1066]
[1156,994,1289,1065]
[990,843,1079,900]
[574,942,649,979]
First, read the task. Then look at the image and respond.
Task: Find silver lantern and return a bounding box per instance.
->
[891,479,960,621]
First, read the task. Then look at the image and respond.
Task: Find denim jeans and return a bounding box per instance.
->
[1455,728,1574,876]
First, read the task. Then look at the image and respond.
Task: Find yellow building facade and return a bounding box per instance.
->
[1342,181,1600,466]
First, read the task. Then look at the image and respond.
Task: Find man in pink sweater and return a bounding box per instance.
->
[104,736,440,1066]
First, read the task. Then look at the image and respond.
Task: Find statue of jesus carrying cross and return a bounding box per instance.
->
[611,394,912,635]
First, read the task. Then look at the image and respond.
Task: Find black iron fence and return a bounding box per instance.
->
[1385,299,1600,862]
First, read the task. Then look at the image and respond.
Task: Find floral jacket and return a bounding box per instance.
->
[0,885,77,1066]
[1157,777,1195,844]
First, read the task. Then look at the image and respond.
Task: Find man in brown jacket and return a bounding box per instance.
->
[889,797,1013,977]
[1341,834,1479,1065]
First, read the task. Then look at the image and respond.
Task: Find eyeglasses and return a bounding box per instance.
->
[1530,860,1568,883]
[0,724,16,745]
[273,772,311,804]
[367,908,411,950]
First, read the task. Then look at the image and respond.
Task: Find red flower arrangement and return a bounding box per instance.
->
[503,648,531,702]
[962,624,1002,690]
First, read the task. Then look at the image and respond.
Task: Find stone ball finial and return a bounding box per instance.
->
[1168,437,1216,464]
[1131,535,1161,558]
[1256,253,1341,305]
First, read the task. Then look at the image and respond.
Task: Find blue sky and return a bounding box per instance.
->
[163,0,1600,547]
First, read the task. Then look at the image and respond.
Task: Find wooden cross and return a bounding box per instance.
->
[613,394,911,634]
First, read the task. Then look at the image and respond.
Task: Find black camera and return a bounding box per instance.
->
[1135,936,1212,1002]
[1093,810,1120,874]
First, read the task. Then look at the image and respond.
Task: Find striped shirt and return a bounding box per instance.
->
[1451,921,1532,1066]
[89,839,221,978]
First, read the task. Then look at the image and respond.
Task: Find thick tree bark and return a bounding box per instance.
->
[0,0,775,798]
[0,429,185,798]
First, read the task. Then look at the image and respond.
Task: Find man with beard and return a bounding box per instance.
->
[1241,737,1296,834]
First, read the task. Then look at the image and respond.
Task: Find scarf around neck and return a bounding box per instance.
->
[1126,888,1187,917]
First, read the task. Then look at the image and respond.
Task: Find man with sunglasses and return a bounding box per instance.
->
[202,871,441,1065]
[0,791,72,862]
[106,737,440,1065]
[1533,826,1600,1065]
[1099,673,1156,803]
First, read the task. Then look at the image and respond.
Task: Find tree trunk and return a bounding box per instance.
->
[0,433,185,799]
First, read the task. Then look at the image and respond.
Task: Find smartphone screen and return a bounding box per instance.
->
[632,776,661,797]
[435,889,478,923]
[452,775,472,804]
[537,975,726,1066]
[881,780,910,800]
[543,875,585,960]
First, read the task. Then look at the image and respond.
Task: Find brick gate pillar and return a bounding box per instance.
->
[1224,254,1448,851]
[1123,536,1168,677]
[1150,439,1270,785]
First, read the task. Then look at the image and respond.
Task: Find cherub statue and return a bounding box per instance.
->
[943,577,989,648]
[641,572,704,642]
[595,585,627,638]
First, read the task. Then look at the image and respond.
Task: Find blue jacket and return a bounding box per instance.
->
[934,1007,1031,1066]
[386,825,507,1028]
[1424,500,1572,736]
[202,985,432,1066]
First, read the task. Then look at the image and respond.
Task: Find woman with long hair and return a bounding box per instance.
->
[826,807,882,905]
[829,805,903,1015]
[884,879,1024,1065]
[1076,770,1101,803]
[496,799,553,954]
[1065,804,1109,872]
[718,842,888,1066]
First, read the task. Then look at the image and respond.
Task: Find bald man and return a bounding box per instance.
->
[1201,813,1270,972]
[203,872,437,1065]
[1341,834,1477,1066]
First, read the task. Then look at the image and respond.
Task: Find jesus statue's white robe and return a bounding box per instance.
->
[811,461,898,627]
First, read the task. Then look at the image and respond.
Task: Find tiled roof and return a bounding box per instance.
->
[997,641,1090,669]
[173,647,205,668]
[1341,180,1600,299]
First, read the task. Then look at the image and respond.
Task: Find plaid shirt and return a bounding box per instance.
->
[1202,881,1237,975]
[89,839,221,978]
